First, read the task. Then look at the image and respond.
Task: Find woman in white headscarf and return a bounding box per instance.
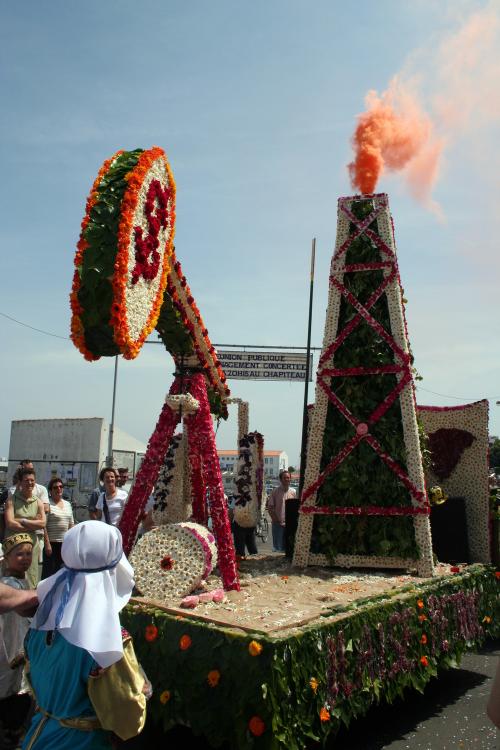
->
[22,521,147,750]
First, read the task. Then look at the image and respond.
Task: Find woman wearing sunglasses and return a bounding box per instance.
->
[41,478,74,580]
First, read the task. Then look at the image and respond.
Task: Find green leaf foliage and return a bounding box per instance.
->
[122,565,499,750]
[155,290,195,357]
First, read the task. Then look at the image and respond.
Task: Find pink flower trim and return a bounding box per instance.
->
[417,399,488,413]
[320,267,397,367]
[187,430,207,525]
[338,262,393,273]
[330,276,409,365]
[185,526,213,580]
[321,364,405,377]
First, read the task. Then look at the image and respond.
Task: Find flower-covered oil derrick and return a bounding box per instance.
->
[157,253,230,420]
[153,432,193,525]
[130,522,218,600]
[233,432,264,528]
[417,400,491,564]
[294,193,434,576]
[70,147,176,361]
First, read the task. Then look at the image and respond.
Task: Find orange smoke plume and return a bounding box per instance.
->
[348,80,443,197]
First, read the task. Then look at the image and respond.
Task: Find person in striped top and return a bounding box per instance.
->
[41,478,74,580]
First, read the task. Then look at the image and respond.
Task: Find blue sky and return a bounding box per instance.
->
[1,0,500,467]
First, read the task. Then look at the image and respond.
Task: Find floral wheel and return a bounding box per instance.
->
[70,147,176,360]
[130,522,218,600]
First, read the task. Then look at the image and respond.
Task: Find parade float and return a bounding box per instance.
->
[70,147,498,750]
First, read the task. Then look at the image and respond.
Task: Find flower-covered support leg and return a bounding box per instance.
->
[185,373,240,591]
[120,379,181,555]
[187,425,207,526]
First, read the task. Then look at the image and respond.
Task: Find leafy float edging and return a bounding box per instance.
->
[122,564,499,750]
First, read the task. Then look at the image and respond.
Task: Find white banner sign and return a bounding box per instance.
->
[217,351,312,381]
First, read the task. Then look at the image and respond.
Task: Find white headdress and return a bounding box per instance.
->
[32,521,135,668]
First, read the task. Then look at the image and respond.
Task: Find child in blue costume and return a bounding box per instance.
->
[23,521,147,750]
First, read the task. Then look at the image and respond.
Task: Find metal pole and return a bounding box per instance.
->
[107,355,119,466]
[298,239,316,499]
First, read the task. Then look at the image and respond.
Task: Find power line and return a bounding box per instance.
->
[0,311,69,340]
[2,309,499,403]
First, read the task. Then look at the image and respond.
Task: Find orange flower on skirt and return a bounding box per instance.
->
[145,624,158,642]
[207,670,220,687]
[248,716,265,736]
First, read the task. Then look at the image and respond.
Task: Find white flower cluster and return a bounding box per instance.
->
[418,400,490,564]
[165,392,200,416]
[153,432,192,525]
[233,432,264,529]
[293,194,434,577]
[130,522,218,601]
[125,157,174,342]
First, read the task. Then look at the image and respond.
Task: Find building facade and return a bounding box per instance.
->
[217,449,288,480]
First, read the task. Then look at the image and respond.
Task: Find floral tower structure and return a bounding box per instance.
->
[293,193,434,577]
